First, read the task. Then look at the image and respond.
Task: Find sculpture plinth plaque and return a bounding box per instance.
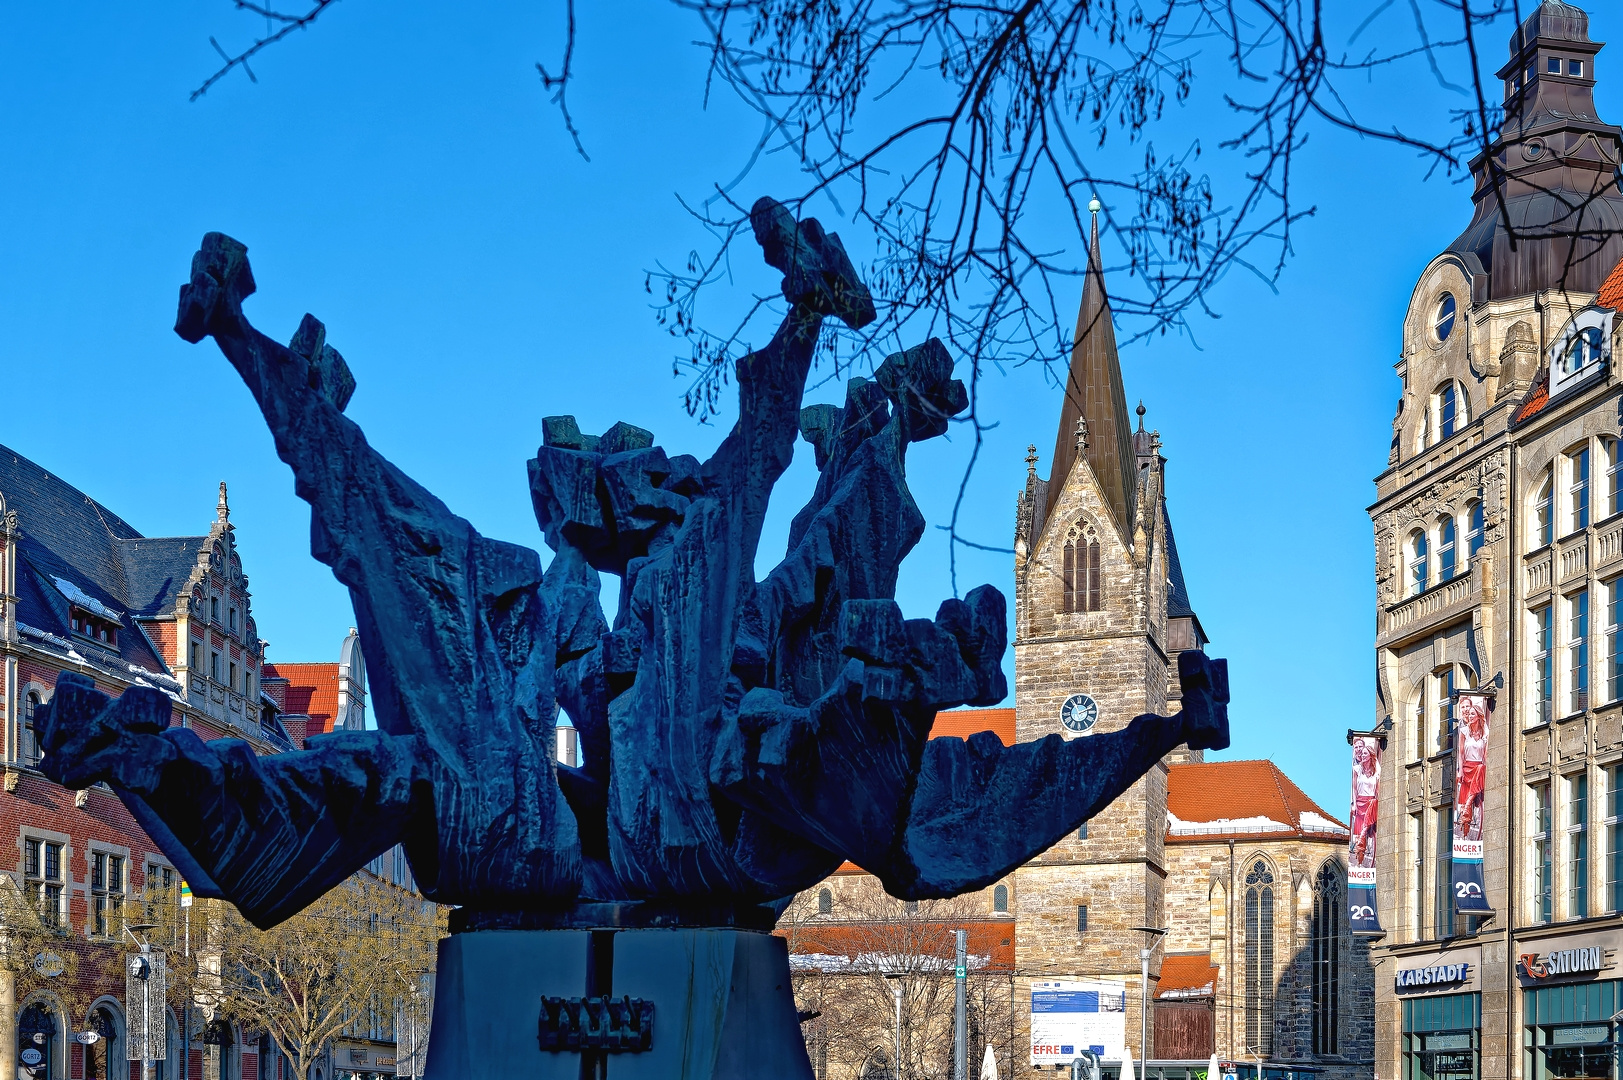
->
[38,197,1229,1079]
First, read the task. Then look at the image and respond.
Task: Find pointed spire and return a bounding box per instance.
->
[1137,400,1147,432]
[1025,444,1039,476]
[217,481,230,524]
[1045,195,1137,543]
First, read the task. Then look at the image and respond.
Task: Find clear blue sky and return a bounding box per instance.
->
[3,2,1613,815]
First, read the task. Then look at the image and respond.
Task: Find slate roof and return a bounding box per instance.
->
[1156,954,1220,1000]
[1166,760,1348,841]
[0,443,204,674]
[1165,512,1195,619]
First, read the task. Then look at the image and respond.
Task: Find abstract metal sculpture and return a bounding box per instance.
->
[38,198,1229,1078]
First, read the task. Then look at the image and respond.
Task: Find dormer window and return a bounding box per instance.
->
[1548,57,1562,75]
[69,608,118,647]
[1565,327,1604,377]
[1571,59,1585,78]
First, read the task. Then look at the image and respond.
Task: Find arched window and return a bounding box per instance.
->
[993,884,1009,914]
[22,691,41,764]
[1244,860,1275,1056]
[1568,444,1592,533]
[817,888,832,915]
[1535,469,1555,547]
[1407,529,1429,597]
[1563,326,1604,377]
[86,1004,121,1080]
[18,1001,58,1079]
[1466,501,1485,565]
[1437,383,1460,440]
[1061,529,1101,613]
[1438,515,1457,582]
[1311,864,1342,1055]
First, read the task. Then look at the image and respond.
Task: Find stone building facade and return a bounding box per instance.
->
[1367,6,1623,1080]
[788,208,1374,1080]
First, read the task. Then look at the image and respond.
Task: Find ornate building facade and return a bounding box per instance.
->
[1367,5,1623,1080]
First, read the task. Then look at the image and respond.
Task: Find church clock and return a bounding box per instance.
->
[1059,693,1098,734]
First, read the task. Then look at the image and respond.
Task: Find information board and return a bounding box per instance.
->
[1030,979,1126,1067]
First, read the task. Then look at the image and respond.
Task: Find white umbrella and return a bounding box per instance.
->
[1208,1053,1222,1080]
[1122,1046,1137,1080]
[980,1043,998,1080]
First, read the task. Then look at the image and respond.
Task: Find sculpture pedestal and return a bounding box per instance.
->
[424,925,813,1079]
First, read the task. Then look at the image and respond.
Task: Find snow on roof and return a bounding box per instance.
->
[1168,811,1292,836]
[51,576,125,622]
[1299,810,1351,836]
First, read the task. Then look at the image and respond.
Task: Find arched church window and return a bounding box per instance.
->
[1310,864,1342,1055]
[993,884,1009,914]
[817,888,832,915]
[1062,528,1102,614]
[1244,859,1275,1056]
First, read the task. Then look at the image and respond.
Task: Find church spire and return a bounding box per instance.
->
[1046,196,1137,543]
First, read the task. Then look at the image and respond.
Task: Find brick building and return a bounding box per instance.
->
[0,444,397,1080]
[787,206,1373,1079]
[1367,6,1623,1080]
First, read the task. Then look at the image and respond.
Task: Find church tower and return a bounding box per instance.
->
[1011,202,1208,1060]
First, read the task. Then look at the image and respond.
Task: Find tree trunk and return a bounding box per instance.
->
[0,967,15,1080]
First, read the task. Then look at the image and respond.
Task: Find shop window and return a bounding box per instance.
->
[1568,590,1591,715]
[1534,605,1554,725]
[1310,864,1341,1055]
[18,1002,58,1078]
[1533,782,1554,924]
[1525,980,1623,1080]
[1244,860,1275,1055]
[1568,772,1590,918]
[1434,806,1455,938]
[92,851,125,938]
[1403,992,1479,1080]
[24,837,63,927]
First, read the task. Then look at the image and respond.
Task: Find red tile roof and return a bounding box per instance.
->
[263,661,340,737]
[782,919,1016,972]
[1599,254,1623,311]
[1156,954,1219,999]
[1513,375,1551,425]
[1165,760,1347,842]
[930,708,1016,745]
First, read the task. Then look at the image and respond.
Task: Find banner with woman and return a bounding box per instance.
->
[1348,734,1382,935]
[1451,691,1493,915]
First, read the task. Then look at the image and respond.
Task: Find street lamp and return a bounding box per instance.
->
[1131,927,1168,1071]
[123,924,159,1080]
[883,971,906,1080]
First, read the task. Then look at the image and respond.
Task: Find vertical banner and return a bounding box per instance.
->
[1348,735,1383,935]
[1452,692,1493,915]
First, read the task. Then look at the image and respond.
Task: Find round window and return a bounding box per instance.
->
[1434,294,1457,342]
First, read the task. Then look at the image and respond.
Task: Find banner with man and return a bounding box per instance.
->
[1348,735,1382,935]
[1451,691,1493,916]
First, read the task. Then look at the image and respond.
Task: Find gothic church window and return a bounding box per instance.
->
[817,888,832,914]
[1244,859,1275,1055]
[993,884,1009,914]
[1310,864,1341,1056]
[1062,526,1101,613]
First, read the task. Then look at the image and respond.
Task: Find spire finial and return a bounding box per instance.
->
[217,481,230,523]
[1074,417,1089,452]
[1025,444,1039,475]
[1136,400,1146,432]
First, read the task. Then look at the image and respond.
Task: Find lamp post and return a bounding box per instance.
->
[123,923,159,1080]
[883,972,905,1080]
[1131,927,1168,1071]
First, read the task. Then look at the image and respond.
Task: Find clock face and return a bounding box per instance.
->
[1060,693,1098,734]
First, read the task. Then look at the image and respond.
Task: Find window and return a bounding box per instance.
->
[1533,782,1554,924]
[1609,580,1623,705]
[1434,294,1457,342]
[24,838,63,927]
[1535,605,1554,725]
[1434,806,1454,938]
[210,596,220,622]
[145,862,175,921]
[21,690,41,764]
[1062,532,1101,613]
[1411,811,1426,938]
[1434,669,1457,755]
[211,651,222,682]
[1245,860,1276,1053]
[1438,515,1457,582]
[1077,823,1088,841]
[1408,529,1429,597]
[91,851,125,938]
[229,607,237,631]
[1607,765,1623,913]
[1438,384,1458,439]
[1536,470,1555,547]
[817,888,832,915]
[1077,904,1088,932]
[1467,501,1485,564]
[1549,56,1563,75]
[1606,439,1622,519]
[1570,446,1592,533]
[993,884,1009,914]
[190,642,201,670]
[229,661,238,691]
[1569,772,1590,918]
[1564,327,1604,378]
[1413,688,1427,763]
[1569,590,1590,715]
[1571,59,1585,77]
[1311,864,1341,1055]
